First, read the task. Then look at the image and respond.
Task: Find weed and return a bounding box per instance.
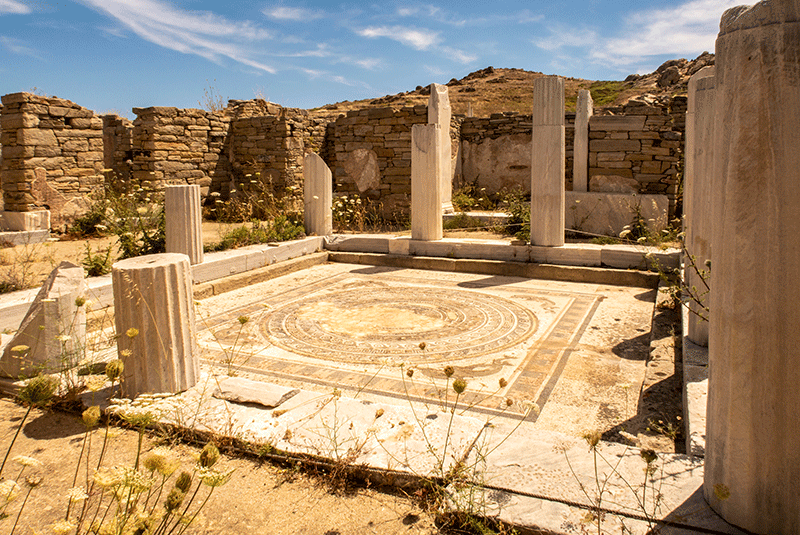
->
[589,81,630,107]
[199,80,228,113]
[451,182,496,212]
[204,216,304,252]
[81,242,113,277]
[0,240,55,294]
[443,213,485,231]
[331,193,387,233]
[500,187,530,242]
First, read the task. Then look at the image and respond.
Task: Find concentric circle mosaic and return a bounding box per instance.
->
[261,286,537,363]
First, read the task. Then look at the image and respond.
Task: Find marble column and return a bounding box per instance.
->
[112,253,199,397]
[573,89,592,193]
[704,1,800,532]
[165,185,203,265]
[303,153,333,236]
[530,76,565,246]
[411,124,443,241]
[684,67,715,347]
[428,83,453,213]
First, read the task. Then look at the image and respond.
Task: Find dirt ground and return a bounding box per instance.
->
[0,398,441,535]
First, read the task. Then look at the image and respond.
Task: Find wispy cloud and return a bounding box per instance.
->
[357,25,440,50]
[264,6,324,21]
[533,27,599,52]
[396,5,440,18]
[353,57,382,70]
[1,36,42,59]
[77,0,277,73]
[593,0,739,66]
[441,46,477,64]
[0,0,30,15]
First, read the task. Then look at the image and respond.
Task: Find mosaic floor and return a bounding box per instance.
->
[196,263,655,435]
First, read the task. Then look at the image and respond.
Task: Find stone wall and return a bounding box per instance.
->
[590,95,685,215]
[459,95,684,216]
[331,106,428,218]
[227,108,308,200]
[0,91,687,226]
[124,106,231,194]
[460,112,576,194]
[0,93,104,226]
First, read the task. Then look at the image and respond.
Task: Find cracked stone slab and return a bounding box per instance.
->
[213,376,299,408]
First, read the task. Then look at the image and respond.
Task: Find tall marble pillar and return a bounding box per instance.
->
[428,83,453,213]
[684,67,715,347]
[303,153,333,236]
[704,1,800,532]
[530,76,565,246]
[165,185,203,265]
[411,124,443,241]
[573,89,592,193]
[112,253,199,397]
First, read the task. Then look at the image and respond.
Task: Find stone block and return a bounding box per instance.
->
[589,115,647,131]
[0,210,50,231]
[589,139,641,152]
[18,128,57,147]
[0,262,86,378]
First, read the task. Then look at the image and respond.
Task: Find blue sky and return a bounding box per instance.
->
[0,0,740,117]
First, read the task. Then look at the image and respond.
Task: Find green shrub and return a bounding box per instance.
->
[500,187,530,241]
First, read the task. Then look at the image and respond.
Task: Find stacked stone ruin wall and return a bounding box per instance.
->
[1,91,686,224]
[0,93,105,226]
[329,106,428,218]
[460,96,685,216]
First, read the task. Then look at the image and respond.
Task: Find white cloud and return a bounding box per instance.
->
[0,0,30,15]
[357,25,440,50]
[353,57,382,70]
[441,46,477,64]
[533,27,599,52]
[264,6,323,21]
[1,36,41,58]
[592,0,739,65]
[77,0,276,73]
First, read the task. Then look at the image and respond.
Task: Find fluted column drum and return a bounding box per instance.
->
[165,184,203,265]
[112,253,199,397]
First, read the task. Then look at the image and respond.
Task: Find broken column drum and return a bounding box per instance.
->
[112,253,199,397]
[165,184,203,265]
[530,76,565,246]
[303,152,333,236]
[411,124,443,241]
[704,1,800,533]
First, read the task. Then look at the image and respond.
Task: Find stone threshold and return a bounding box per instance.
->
[0,230,50,246]
[324,234,680,271]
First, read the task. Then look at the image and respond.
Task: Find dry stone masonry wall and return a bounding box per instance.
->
[331,105,428,218]
[0,90,686,224]
[0,93,104,226]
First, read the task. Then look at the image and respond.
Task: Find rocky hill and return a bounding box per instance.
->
[310,52,714,118]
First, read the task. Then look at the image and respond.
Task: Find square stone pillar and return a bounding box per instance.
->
[530,76,565,246]
[705,1,800,532]
[684,67,715,347]
[428,83,453,213]
[303,153,333,236]
[572,89,593,192]
[411,124,443,241]
[165,184,203,265]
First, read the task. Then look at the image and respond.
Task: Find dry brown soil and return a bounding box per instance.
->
[0,398,440,535]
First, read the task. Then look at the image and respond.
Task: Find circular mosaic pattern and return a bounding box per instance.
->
[262,286,537,363]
